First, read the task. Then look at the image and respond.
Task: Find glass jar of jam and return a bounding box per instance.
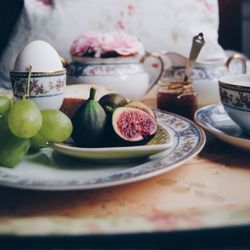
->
[157,79,198,120]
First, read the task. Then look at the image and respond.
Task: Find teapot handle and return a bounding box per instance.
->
[140,51,164,96]
[60,56,69,68]
[225,53,247,74]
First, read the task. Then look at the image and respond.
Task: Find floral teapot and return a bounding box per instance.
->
[66,32,164,100]
[162,52,247,107]
[66,53,164,100]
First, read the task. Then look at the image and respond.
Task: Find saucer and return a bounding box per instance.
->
[194,104,250,152]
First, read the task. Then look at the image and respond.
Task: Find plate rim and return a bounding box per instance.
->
[0,110,206,191]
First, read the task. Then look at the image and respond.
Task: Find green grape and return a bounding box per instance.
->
[0,129,30,168]
[0,96,11,116]
[40,109,73,143]
[0,114,9,138]
[31,132,48,149]
[8,99,42,139]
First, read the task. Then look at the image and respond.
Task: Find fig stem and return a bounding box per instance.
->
[105,105,114,113]
[89,88,96,101]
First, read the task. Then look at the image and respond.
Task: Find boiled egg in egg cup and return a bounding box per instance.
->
[10,40,66,110]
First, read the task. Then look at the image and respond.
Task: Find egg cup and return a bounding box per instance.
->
[10,69,66,110]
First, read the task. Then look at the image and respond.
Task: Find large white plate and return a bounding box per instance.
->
[0,110,206,190]
[195,104,250,152]
[52,124,172,163]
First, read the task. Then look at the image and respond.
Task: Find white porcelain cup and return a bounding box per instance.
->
[10,70,66,110]
[219,74,250,134]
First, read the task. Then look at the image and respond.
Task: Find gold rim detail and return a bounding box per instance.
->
[10,69,66,77]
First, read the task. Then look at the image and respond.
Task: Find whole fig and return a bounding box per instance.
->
[72,88,107,147]
[99,93,127,115]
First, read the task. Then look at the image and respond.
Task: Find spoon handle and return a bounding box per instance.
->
[184,33,205,81]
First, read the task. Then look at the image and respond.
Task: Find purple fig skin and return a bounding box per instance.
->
[111,107,157,146]
[99,93,128,115]
[72,88,107,148]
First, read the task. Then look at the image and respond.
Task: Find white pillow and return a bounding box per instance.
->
[0,0,225,88]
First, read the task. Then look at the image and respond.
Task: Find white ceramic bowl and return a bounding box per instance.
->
[219,74,250,134]
[10,70,66,110]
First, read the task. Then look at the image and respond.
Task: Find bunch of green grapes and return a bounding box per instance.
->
[0,96,72,168]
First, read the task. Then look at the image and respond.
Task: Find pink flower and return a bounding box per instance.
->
[70,32,145,57]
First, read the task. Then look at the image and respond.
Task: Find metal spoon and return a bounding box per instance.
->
[184,33,205,82]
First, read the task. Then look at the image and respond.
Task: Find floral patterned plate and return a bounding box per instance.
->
[195,104,250,152]
[52,124,172,163]
[0,110,205,190]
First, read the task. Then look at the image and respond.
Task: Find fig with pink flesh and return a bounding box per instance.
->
[112,107,157,146]
[125,100,155,118]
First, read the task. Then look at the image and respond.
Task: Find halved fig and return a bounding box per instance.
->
[125,100,155,118]
[112,107,157,145]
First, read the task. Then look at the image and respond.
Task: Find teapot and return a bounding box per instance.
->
[66,52,164,100]
[162,52,247,107]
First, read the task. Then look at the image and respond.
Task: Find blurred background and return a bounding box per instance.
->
[0,0,249,58]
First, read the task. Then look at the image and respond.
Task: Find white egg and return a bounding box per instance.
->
[14,40,63,72]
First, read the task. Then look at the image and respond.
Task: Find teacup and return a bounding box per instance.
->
[66,52,164,100]
[219,74,250,134]
[162,52,247,107]
[10,69,66,110]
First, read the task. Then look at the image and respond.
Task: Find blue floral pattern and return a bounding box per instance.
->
[219,83,250,111]
[163,65,229,81]
[67,62,144,78]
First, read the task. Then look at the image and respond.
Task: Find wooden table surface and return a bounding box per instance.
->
[0,87,250,244]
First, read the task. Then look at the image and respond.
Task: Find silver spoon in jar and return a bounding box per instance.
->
[184,32,205,82]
